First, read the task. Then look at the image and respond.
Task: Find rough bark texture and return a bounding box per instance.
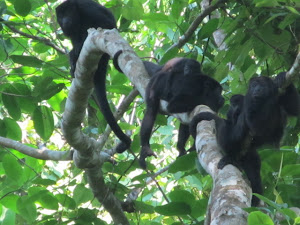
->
[193,108,250,225]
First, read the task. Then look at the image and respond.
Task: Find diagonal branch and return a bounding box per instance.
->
[286,51,300,84]
[3,22,65,54]
[165,0,226,54]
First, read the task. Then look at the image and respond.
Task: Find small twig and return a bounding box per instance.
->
[0,136,73,161]
[4,22,65,54]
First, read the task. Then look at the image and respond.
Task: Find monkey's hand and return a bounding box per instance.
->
[139,146,157,169]
[189,112,216,138]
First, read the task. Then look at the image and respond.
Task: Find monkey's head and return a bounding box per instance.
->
[205,81,225,112]
[56,0,80,37]
[195,76,224,112]
[247,76,278,100]
[163,58,201,76]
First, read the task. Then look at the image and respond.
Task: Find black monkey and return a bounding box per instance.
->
[140,58,225,169]
[56,0,131,153]
[190,72,300,206]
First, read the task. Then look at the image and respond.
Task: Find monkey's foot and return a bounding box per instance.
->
[251,195,260,207]
[139,146,157,169]
[177,151,186,157]
[217,156,241,170]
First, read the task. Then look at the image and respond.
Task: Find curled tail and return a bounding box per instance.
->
[94,53,131,153]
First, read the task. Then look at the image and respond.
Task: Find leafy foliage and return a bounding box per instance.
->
[0,0,300,224]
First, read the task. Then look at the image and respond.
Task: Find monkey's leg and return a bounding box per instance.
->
[177,124,191,157]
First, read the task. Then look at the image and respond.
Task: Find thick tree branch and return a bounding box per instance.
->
[192,108,250,225]
[86,166,129,225]
[60,28,141,224]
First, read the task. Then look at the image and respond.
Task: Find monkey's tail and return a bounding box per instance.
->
[94,53,131,153]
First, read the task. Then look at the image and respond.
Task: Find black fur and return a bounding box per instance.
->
[56,0,131,153]
[139,58,224,169]
[190,72,300,206]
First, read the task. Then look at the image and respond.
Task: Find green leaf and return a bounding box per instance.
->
[0,119,7,137]
[14,0,31,17]
[10,55,43,68]
[32,106,54,141]
[122,0,144,20]
[37,192,59,210]
[280,208,297,220]
[254,0,279,7]
[32,42,51,53]
[56,194,76,210]
[286,6,300,15]
[168,152,196,173]
[3,118,22,141]
[17,196,37,223]
[281,164,300,176]
[155,202,191,216]
[32,178,57,186]
[143,13,171,29]
[134,201,155,214]
[32,76,65,100]
[2,83,34,114]
[2,154,24,186]
[0,209,16,225]
[171,0,186,18]
[248,211,274,225]
[0,195,19,213]
[0,1,7,18]
[199,19,219,39]
[191,199,208,218]
[169,190,195,206]
[0,39,6,61]
[107,85,131,95]
[2,93,21,120]
[73,184,94,205]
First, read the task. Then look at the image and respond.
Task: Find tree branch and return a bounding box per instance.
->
[192,109,250,225]
[3,22,65,54]
[0,136,72,160]
[165,0,226,54]
[286,51,300,85]
[60,28,145,224]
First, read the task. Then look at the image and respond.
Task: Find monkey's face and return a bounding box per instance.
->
[247,77,278,100]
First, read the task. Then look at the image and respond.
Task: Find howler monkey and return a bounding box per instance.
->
[139,58,225,169]
[190,72,300,206]
[56,0,131,153]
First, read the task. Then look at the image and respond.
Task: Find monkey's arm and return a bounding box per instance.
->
[143,61,163,77]
[139,88,160,169]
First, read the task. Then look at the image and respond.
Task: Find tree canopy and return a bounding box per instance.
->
[0,0,300,224]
